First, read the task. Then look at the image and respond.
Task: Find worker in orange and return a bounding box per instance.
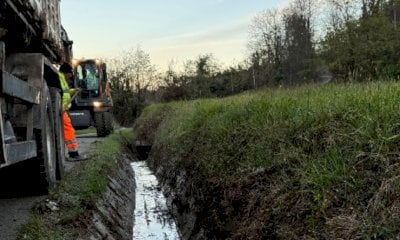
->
[59,63,87,161]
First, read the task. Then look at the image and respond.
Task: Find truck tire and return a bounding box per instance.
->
[34,87,57,193]
[95,111,113,137]
[50,87,66,180]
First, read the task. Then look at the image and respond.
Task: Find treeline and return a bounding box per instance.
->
[248,0,400,85]
[109,0,400,125]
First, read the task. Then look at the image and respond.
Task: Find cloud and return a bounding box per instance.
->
[144,19,251,70]
[149,15,250,47]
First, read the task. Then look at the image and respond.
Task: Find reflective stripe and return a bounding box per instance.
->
[65,139,77,145]
[66,142,78,151]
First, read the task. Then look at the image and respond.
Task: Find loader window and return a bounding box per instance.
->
[74,62,100,99]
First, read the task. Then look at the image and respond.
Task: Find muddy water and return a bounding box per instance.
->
[131,161,181,240]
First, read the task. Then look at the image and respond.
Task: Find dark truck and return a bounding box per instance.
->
[0,0,73,192]
[69,58,114,137]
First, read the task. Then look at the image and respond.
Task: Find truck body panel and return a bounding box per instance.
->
[1,0,72,63]
[0,0,71,190]
[26,0,62,47]
[0,50,48,167]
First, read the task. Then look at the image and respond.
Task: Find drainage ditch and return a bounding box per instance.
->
[132,144,181,239]
[83,152,181,239]
[131,160,181,239]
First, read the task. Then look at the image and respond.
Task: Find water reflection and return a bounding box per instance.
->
[131,161,181,240]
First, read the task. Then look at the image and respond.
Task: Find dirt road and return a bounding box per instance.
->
[0,133,100,240]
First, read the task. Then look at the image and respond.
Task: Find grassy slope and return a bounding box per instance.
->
[135,82,400,239]
[17,130,131,240]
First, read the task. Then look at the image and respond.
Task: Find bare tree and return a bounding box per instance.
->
[362,0,384,17]
[120,46,158,92]
[107,46,159,123]
[324,0,361,29]
[248,9,285,86]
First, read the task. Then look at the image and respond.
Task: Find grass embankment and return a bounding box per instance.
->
[135,82,400,239]
[17,130,131,240]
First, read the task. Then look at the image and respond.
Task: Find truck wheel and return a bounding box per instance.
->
[50,88,65,180]
[95,112,113,137]
[34,88,57,193]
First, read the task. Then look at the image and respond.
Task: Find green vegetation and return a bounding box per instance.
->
[135,81,400,239]
[17,130,130,240]
[108,1,400,127]
[75,127,96,135]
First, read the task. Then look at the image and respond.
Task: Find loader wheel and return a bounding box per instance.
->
[50,87,66,180]
[34,87,57,193]
[95,111,113,137]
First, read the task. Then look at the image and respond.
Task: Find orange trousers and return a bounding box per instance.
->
[63,112,78,152]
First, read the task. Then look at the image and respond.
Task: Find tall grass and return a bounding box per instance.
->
[156,82,400,172]
[139,81,400,238]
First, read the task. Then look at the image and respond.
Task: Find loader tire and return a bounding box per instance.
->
[95,111,113,137]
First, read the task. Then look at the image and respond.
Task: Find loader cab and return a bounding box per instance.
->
[69,59,113,137]
[73,60,102,98]
[71,59,111,104]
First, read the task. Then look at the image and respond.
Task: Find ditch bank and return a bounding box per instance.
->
[133,84,400,240]
[79,155,135,240]
[17,132,136,240]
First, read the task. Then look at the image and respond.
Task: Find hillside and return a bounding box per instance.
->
[133,82,400,239]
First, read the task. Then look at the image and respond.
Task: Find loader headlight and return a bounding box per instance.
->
[93,101,102,108]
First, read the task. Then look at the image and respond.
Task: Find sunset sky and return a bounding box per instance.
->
[60,0,289,70]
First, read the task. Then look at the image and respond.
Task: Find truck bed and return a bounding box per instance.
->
[0,0,71,63]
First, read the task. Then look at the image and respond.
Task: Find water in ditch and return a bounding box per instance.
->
[131,161,181,240]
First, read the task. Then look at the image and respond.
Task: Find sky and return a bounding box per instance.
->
[60,0,288,71]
